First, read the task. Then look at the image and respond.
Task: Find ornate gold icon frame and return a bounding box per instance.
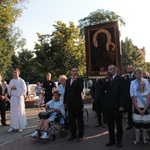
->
[84,21,122,76]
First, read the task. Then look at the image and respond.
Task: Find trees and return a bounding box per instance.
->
[10,49,40,83]
[121,37,145,73]
[34,21,86,80]
[3,6,147,82]
[78,9,146,74]
[50,21,86,77]
[78,9,125,38]
[0,0,27,78]
[144,62,150,74]
[78,9,126,75]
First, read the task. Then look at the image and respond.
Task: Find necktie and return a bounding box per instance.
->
[110,77,113,85]
[129,74,132,79]
[70,78,74,86]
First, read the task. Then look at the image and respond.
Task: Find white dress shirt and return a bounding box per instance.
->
[130,78,150,97]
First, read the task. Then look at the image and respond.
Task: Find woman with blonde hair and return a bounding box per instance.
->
[57,75,67,102]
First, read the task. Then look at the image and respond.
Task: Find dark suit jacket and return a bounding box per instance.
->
[64,77,83,109]
[102,75,125,110]
[124,74,136,99]
[91,78,105,111]
[91,79,101,100]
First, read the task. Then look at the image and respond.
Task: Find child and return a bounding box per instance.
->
[132,81,150,144]
[35,82,43,110]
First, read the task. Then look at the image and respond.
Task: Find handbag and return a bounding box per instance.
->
[38,100,54,119]
[38,111,51,119]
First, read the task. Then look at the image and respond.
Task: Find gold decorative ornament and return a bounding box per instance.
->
[93,29,115,51]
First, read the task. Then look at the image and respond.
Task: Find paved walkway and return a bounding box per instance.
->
[0,104,92,146]
[1,104,150,150]
[0,107,44,145]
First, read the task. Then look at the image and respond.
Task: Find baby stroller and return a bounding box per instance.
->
[31,110,69,141]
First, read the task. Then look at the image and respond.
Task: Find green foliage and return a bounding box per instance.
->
[34,21,86,80]
[0,28,15,76]
[51,21,86,77]
[0,0,27,79]
[121,37,145,73]
[78,9,126,38]
[145,62,150,74]
[4,7,148,83]
[78,9,126,76]
[78,9,147,75]
[34,33,52,77]
[0,1,21,31]
[10,49,41,83]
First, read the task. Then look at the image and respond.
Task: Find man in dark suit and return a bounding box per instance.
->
[102,64,125,147]
[0,75,9,126]
[124,64,136,130]
[64,67,84,142]
[91,78,106,127]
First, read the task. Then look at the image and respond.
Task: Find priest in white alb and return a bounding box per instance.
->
[7,68,27,132]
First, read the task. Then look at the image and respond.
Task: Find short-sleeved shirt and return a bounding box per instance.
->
[46,99,65,122]
[43,80,56,98]
[35,86,42,96]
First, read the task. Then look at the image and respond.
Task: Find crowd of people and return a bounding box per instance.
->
[0,67,84,143]
[30,67,84,142]
[91,64,150,147]
[1,64,150,147]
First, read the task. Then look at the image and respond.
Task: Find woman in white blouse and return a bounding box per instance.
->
[57,75,67,102]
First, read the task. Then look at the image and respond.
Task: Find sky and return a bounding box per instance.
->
[15,0,150,62]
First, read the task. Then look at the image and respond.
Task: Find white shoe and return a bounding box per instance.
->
[144,140,148,144]
[8,128,14,132]
[19,129,23,132]
[31,131,38,138]
[40,132,48,139]
[133,140,139,145]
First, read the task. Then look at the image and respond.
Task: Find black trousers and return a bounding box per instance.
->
[6,101,10,111]
[97,111,102,125]
[97,111,107,125]
[106,109,123,142]
[126,97,133,127]
[68,108,84,138]
[44,93,52,104]
[95,97,107,124]
[0,99,6,125]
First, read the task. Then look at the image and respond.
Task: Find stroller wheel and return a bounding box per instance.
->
[59,126,67,138]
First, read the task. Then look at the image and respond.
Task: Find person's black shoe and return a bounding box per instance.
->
[116,141,122,147]
[102,125,106,128]
[95,124,102,127]
[105,141,116,146]
[68,137,77,141]
[2,123,9,126]
[126,126,133,130]
[76,137,83,142]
